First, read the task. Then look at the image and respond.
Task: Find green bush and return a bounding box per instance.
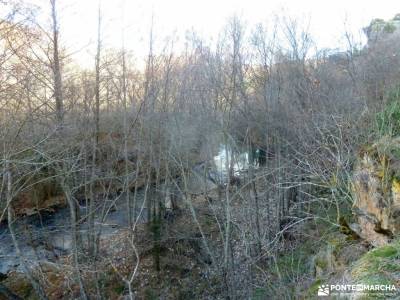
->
[384,22,397,33]
[376,86,400,137]
[369,18,385,32]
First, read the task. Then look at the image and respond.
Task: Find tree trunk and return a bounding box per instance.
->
[50,0,63,125]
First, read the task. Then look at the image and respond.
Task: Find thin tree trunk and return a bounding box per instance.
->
[62,181,88,300]
[6,162,48,300]
[88,2,102,259]
[50,0,63,125]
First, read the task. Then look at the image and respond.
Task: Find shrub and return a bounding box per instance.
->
[383,22,397,34]
[376,86,400,137]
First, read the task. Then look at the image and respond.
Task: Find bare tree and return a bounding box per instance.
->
[50,0,63,125]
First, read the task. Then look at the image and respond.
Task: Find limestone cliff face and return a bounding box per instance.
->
[352,137,400,246]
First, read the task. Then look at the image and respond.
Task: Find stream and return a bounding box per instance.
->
[213,144,251,180]
[0,191,148,275]
[0,144,251,276]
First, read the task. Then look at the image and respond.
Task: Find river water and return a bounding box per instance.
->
[0,191,147,275]
[0,144,251,276]
[213,144,253,181]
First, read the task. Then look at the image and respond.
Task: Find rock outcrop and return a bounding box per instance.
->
[352,137,400,246]
[363,14,400,44]
[313,233,367,278]
[0,174,66,222]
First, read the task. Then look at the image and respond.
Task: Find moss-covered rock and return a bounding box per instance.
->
[1,272,37,300]
[312,233,367,278]
[350,239,400,299]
